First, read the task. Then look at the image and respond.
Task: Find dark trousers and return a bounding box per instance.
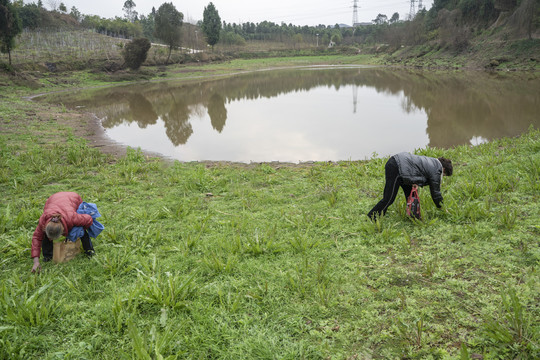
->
[42,230,94,260]
[367,157,412,219]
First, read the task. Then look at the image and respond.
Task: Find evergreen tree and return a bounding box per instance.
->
[122,37,151,70]
[154,2,183,64]
[18,2,42,29]
[139,13,155,41]
[373,13,388,25]
[0,0,23,66]
[70,6,81,22]
[201,2,221,51]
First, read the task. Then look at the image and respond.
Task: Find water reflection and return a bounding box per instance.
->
[43,67,540,162]
[208,93,227,133]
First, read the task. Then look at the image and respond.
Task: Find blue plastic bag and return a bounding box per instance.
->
[67,202,104,241]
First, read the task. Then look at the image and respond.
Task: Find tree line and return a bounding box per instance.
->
[1,0,538,67]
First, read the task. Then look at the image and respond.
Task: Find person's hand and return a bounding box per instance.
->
[31,257,41,273]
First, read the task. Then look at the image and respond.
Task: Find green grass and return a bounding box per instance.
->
[0,59,539,359]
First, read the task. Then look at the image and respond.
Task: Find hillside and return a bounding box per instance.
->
[1,0,539,73]
[382,36,539,70]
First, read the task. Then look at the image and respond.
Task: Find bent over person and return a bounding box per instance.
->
[367,152,453,220]
[31,192,95,273]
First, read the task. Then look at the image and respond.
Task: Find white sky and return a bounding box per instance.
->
[27,0,434,26]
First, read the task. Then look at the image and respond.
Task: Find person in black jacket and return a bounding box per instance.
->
[368,152,453,219]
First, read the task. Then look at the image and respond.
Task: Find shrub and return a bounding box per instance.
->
[122,37,151,70]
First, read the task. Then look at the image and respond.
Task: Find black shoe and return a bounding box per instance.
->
[43,256,52,262]
[85,250,95,258]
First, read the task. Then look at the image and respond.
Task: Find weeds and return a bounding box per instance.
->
[126,320,183,359]
[319,183,339,207]
[98,246,136,277]
[135,269,196,310]
[498,206,518,229]
[521,155,540,193]
[109,287,138,332]
[482,289,539,358]
[216,288,242,313]
[287,257,311,299]
[289,229,321,253]
[0,279,58,327]
[396,316,426,349]
[422,256,439,278]
[242,226,280,256]
[202,253,238,275]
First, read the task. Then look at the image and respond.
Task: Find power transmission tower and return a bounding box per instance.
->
[409,0,416,20]
[352,0,359,26]
[418,0,423,12]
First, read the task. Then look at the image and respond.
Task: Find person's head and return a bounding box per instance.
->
[45,215,64,241]
[438,157,453,176]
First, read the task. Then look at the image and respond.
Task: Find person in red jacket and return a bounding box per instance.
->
[31,192,95,273]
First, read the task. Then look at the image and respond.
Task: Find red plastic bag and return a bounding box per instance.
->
[407,185,421,220]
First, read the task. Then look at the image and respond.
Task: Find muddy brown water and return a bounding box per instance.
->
[38,66,540,163]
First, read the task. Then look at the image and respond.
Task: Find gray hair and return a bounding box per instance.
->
[45,216,64,240]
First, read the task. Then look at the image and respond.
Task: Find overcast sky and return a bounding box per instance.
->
[26,0,434,26]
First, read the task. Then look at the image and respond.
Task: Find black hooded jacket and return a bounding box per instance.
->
[393,152,444,207]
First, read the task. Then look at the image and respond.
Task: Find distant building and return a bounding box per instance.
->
[338,22,372,28]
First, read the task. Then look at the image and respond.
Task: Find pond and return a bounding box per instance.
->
[44,66,540,163]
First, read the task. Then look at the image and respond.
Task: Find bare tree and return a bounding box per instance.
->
[123,0,138,23]
[47,0,59,11]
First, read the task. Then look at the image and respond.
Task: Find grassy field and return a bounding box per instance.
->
[0,58,539,359]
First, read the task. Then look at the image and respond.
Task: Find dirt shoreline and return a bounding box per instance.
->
[80,112,131,158]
